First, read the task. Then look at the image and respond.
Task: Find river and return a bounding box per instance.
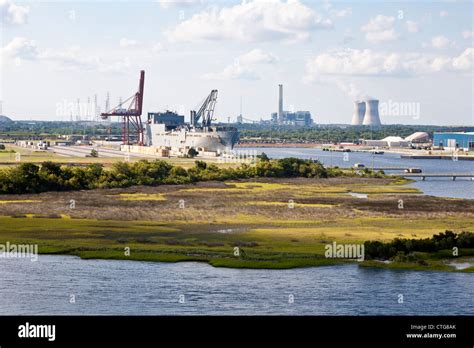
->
[240,147,474,199]
[1,147,473,316]
[0,255,472,315]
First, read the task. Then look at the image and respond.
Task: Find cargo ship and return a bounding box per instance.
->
[144,90,239,153]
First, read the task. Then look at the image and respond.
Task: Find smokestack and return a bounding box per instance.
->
[278,84,283,123]
[351,101,365,125]
[362,99,381,126]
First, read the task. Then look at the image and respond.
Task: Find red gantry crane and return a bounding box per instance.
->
[101,70,145,145]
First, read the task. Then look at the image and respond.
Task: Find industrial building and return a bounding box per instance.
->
[433,132,474,151]
[351,99,382,126]
[361,132,430,148]
[362,136,409,148]
[405,132,430,143]
[271,84,313,126]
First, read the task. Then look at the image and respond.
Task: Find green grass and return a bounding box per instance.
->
[0,175,472,271]
[0,214,472,271]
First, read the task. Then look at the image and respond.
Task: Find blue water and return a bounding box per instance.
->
[1,147,472,316]
[0,255,472,315]
[240,147,474,199]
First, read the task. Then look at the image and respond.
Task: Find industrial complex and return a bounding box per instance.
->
[1,70,473,161]
[270,84,313,126]
[97,71,239,157]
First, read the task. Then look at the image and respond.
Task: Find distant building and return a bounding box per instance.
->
[271,111,313,126]
[405,132,430,143]
[362,136,409,148]
[272,85,313,126]
[433,132,474,151]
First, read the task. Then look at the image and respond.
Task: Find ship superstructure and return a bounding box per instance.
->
[145,90,239,154]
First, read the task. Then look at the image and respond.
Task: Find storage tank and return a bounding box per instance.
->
[362,99,381,126]
[351,101,365,125]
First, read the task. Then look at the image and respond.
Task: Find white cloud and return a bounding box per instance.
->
[305,48,473,79]
[424,35,454,49]
[119,38,139,48]
[332,79,361,100]
[439,10,449,18]
[0,0,29,25]
[157,0,204,9]
[238,48,277,65]
[406,20,419,33]
[361,15,394,32]
[451,47,474,71]
[330,7,352,18]
[165,0,333,43]
[462,30,474,39]
[3,37,39,59]
[2,37,130,73]
[203,49,277,80]
[361,15,399,43]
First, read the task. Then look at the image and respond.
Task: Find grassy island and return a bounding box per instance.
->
[0,158,473,271]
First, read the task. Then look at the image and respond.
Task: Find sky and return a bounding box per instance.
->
[1,0,473,125]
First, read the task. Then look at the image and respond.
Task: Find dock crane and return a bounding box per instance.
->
[190,90,218,128]
[101,70,145,145]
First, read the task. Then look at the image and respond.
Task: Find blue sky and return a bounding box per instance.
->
[1,0,473,125]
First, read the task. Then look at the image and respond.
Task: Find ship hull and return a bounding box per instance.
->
[145,124,239,153]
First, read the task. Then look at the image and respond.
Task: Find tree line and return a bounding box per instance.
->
[0,157,371,194]
[364,231,474,260]
[237,124,474,143]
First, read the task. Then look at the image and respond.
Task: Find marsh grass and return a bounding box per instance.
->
[0,177,472,270]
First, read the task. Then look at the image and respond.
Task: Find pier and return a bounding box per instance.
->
[389,173,474,181]
[338,167,421,172]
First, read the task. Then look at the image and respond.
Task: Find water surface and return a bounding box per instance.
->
[0,255,472,315]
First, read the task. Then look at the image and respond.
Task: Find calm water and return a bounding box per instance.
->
[1,147,473,316]
[0,255,473,315]
[241,147,474,199]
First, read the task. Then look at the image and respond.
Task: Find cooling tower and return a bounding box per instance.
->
[351,101,365,125]
[362,99,381,126]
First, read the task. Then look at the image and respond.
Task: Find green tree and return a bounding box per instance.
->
[187,148,199,158]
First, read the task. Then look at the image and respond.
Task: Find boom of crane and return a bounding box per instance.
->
[190,89,218,128]
[101,70,145,145]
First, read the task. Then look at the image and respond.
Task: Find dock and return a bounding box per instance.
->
[338,167,421,172]
[400,155,474,161]
[389,173,474,181]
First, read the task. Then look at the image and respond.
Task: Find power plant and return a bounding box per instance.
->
[271,84,313,126]
[351,99,381,126]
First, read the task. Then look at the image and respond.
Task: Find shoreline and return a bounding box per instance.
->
[237,143,474,159]
[31,249,474,272]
